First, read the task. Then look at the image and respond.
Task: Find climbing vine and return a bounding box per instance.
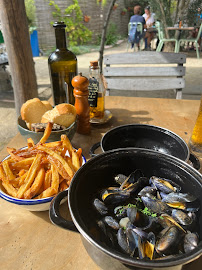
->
[48,0,92,46]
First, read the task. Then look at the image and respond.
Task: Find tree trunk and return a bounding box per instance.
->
[99,0,117,73]
[0,0,38,116]
[156,0,170,38]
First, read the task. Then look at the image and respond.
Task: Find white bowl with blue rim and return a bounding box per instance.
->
[0,148,86,211]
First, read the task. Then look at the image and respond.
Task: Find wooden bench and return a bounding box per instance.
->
[103,52,186,99]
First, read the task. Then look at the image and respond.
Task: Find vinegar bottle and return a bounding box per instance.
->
[189,95,202,157]
[88,61,105,121]
[48,22,77,106]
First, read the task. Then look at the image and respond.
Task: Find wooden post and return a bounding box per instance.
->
[0,0,38,116]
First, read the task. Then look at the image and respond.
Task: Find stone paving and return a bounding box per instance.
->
[0,41,201,151]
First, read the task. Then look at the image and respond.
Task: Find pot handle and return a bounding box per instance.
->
[89,142,101,157]
[189,153,200,171]
[49,189,78,232]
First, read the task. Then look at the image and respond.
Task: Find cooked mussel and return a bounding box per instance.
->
[156,226,181,255]
[93,198,108,215]
[138,186,157,197]
[141,196,169,214]
[150,176,181,193]
[103,216,120,230]
[172,209,192,226]
[184,231,199,253]
[120,169,144,190]
[101,189,130,205]
[162,192,196,203]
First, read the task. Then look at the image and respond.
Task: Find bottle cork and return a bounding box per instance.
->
[72,73,90,134]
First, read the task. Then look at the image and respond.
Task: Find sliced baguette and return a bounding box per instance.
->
[41,103,77,128]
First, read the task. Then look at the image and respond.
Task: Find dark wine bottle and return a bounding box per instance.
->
[48,22,77,105]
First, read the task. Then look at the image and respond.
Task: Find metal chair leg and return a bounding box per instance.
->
[174,41,179,53]
[195,42,200,59]
[156,41,163,52]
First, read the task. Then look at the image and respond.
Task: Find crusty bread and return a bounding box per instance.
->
[21,98,51,130]
[41,100,53,111]
[41,103,77,128]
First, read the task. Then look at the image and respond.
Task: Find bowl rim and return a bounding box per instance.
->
[18,115,77,134]
[68,148,202,268]
[100,123,190,163]
[0,146,86,205]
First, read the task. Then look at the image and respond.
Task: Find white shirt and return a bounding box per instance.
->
[143,13,155,27]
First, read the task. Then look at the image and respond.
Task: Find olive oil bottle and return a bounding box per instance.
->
[88,61,105,121]
[48,22,77,105]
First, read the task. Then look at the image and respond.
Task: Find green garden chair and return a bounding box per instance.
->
[127,22,143,51]
[156,21,179,53]
[177,23,202,59]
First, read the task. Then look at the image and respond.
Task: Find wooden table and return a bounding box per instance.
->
[0,97,201,270]
[166,27,195,40]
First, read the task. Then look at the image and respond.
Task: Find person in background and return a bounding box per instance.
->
[130,4,146,26]
[143,6,156,50]
[188,7,202,50]
[129,5,146,49]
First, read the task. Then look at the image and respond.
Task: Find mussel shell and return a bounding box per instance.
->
[93,198,108,215]
[172,209,192,226]
[120,169,144,190]
[103,216,120,230]
[102,190,131,205]
[114,174,127,185]
[162,192,196,203]
[141,196,169,214]
[117,228,131,255]
[150,176,181,194]
[184,231,199,253]
[138,186,157,197]
[127,207,137,224]
[156,226,181,255]
[125,227,139,256]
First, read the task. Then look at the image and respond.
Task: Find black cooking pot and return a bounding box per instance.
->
[50,148,202,270]
[89,124,200,170]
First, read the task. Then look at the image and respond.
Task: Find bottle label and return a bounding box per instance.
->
[88,78,99,107]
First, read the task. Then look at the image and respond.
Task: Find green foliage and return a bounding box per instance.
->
[25,0,37,33]
[97,23,121,45]
[96,0,107,6]
[48,0,92,46]
[187,0,202,26]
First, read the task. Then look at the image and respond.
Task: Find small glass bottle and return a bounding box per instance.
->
[48,22,77,106]
[189,95,202,157]
[88,61,105,121]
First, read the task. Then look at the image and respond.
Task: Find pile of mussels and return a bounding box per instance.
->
[93,170,200,260]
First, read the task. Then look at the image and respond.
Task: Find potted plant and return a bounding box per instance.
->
[121,8,127,15]
[84,15,91,23]
[113,3,118,10]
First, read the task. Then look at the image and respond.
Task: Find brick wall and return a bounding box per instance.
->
[34,0,129,52]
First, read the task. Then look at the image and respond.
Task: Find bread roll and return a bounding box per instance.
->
[41,100,53,111]
[21,98,50,129]
[41,103,77,127]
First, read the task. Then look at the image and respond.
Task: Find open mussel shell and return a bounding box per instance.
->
[120,169,144,190]
[101,188,130,205]
[114,174,127,185]
[159,213,186,233]
[150,176,181,194]
[162,192,196,203]
[117,228,131,255]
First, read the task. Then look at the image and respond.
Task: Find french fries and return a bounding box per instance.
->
[0,123,83,200]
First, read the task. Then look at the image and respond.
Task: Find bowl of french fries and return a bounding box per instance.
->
[0,123,86,211]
